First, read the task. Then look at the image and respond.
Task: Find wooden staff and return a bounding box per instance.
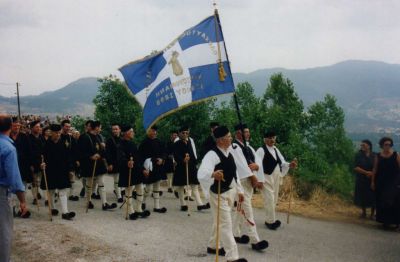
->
[286,158,297,224]
[215,178,221,261]
[126,157,133,220]
[41,155,52,221]
[185,153,190,217]
[86,159,97,213]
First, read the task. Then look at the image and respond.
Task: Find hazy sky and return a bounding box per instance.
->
[0,0,399,97]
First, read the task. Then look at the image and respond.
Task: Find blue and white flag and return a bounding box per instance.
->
[119,15,235,129]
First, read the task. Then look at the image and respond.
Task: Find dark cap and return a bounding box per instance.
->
[150,125,158,131]
[210,122,219,128]
[179,126,189,132]
[29,120,40,129]
[234,123,248,131]
[213,126,230,139]
[121,125,133,133]
[264,130,276,138]
[50,124,61,132]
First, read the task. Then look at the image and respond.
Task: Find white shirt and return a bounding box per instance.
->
[231,140,265,182]
[198,146,244,199]
[256,144,290,177]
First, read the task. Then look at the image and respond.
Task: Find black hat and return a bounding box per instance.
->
[121,125,133,133]
[179,126,189,132]
[234,123,248,131]
[91,120,101,129]
[29,120,40,129]
[264,130,276,138]
[213,126,230,139]
[150,125,158,131]
[50,124,61,132]
[210,122,219,128]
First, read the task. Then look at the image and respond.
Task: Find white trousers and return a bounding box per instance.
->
[232,178,260,244]
[261,167,281,223]
[48,188,69,214]
[86,174,108,205]
[208,188,239,261]
[176,185,203,206]
[166,172,173,189]
[144,181,161,209]
[110,173,121,198]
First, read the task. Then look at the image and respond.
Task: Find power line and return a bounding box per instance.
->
[0,82,17,86]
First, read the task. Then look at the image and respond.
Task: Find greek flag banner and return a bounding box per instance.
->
[119,14,235,129]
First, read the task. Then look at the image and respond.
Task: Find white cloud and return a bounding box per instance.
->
[0,0,399,97]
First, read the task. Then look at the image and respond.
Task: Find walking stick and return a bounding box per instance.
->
[126,157,133,220]
[185,153,190,217]
[286,159,297,224]
[86,159,97,213]
[41,155,52,221]
[215,178,222,262]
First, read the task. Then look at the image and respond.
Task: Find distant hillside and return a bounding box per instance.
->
[2,60,400,132]
[232,60,400,132]
[0,77,99,116]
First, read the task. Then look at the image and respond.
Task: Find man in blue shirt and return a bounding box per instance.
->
[0,114,28,262]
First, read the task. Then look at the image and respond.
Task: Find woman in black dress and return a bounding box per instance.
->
[354,139,375,219]
[372,137,400,229]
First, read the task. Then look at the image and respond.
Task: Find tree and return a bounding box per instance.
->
[93,75,144,139]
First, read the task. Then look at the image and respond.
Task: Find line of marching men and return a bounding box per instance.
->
[10,117,297,262]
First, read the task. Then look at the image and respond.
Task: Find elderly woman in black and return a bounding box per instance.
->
[372,137,400,229]
[354,140,375,219]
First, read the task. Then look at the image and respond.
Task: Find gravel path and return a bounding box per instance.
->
[12,176,400,262]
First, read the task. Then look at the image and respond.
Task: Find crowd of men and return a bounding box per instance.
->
[2,115,297,262]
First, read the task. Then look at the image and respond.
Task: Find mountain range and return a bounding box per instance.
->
[1,60,399,133]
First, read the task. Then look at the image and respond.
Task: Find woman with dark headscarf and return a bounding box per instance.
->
[372,137,400,229]
[354,139,375,219]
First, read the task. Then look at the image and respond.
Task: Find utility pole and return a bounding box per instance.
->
[16,82,21,120]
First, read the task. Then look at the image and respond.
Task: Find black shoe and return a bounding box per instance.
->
[17,210,31,219]
[137,210,151,218]
[69,195,79,201]
[251,240,269,251]
[174,191,179,199]
[184,196,194,201]
[129,213,139,220]
[153,207,167,213]
[181,205,188,211]
[51,209,59,216]
[231,259,247,262]
[234,235,250,244]
[118,197,123,203]
[273,220,282,228]
[141,203,146,211]
[62,213,74,220]
[88,201,94,209]
[80,188,85,197]
[32,199,38,205]
[68,211,76,218]
[37,192,42,200]
[102,203,117,210]
[265,221,278,230]
[92,193,101,200]
[205,202,210,209]
[206,247,226,256]
[168,188,173,193]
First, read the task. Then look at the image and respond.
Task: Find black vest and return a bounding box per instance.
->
[210,147,237,194]
[262,145,282,175]
[233,139,255,164]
